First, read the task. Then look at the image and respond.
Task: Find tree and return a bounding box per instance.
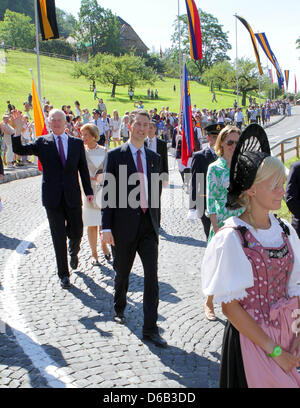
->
[171,9,232,76]
[75,0,122,56]
[40,38,76,57]
[73,53,157,97]
[0,0,34,21]
[56,9,77,39]
[0,10,35,49]
[202,60,233,90]
[143,53,167,75]
[227,58,270,106]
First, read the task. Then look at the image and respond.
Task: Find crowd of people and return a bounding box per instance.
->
[1,90,300,388]
[0,92,292,171]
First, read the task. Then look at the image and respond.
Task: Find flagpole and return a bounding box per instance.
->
[234,14,239,107]
[34,0,42,100]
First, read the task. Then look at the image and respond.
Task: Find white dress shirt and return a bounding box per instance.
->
[146,136,157,153]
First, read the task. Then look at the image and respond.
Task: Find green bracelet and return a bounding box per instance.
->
[268,345,282,358]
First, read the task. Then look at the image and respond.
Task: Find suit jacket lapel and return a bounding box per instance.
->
[121,142,136,176]
[46,133,62,165]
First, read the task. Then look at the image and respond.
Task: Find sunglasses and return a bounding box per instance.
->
[226,139,239,146]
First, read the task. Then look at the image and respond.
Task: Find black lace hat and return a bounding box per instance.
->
[226,123,271,209]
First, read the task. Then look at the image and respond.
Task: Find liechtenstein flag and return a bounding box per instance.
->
[185,0,203,60]
[181,64,194,166]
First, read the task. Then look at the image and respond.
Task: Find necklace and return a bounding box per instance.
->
[86,143,98,151]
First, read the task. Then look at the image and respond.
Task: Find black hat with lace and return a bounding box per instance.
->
[226,123,271,209]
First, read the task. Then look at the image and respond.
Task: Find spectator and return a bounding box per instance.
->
[0,113,15,167]
[98,99,107,116]
[110,110,122,148]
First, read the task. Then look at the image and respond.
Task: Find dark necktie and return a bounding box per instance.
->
[136,149,147,213]
[57,135,66,167]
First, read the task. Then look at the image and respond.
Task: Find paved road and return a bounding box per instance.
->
[0,165,223,389]
[0,109,298,389]
[266,106,300,161]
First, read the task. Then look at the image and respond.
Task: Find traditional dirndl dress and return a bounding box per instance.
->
[201,215,300,388]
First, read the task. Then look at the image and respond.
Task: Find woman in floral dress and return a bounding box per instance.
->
[204,125,243,320]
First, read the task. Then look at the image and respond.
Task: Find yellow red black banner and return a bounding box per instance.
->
[37,0,59,41]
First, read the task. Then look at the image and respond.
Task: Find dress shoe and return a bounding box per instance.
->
[143,333,167,348]
[114,312,126,324]
[70,255,78,270]
[104,252,111,261]
[204,304,216,321]
[60,276,71,289]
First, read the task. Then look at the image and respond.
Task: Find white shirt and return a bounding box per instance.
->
[201,214,300,304]
[128,141,149,202]
[92,118,108,135]
[146,136,157,153]
[235,111,244,122]
[53,132,68,159]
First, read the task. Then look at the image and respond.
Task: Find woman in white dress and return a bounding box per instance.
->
[81,124,111,265]
[110,110,122,148]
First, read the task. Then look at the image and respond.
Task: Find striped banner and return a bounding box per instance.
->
[185,0,203,60]
[235,15,263,75]
[284,70,290,90]
[255,32,284,89]
[37,0,59,41]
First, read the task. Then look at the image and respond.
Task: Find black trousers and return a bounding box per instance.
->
[98,134,106,146]
[45,195,83,279]
[112,210,159,335]
[201,213,211,241]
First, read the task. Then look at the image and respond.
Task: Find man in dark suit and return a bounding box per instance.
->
[285,160,300,238]
[189,123,224,239]
[145,120,169,225]
[101,110,167,347]
[11,109,93,289]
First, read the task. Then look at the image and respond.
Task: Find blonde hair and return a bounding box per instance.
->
[215,125,241,157]
[237,155,286,229]
[113,110,119,120]
[81,123,100,142]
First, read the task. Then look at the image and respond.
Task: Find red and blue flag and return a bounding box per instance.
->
[181,64,194,166]
[268,69,273,83]
[185,0,202,61]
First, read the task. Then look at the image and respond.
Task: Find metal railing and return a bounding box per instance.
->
[270,134,300,163]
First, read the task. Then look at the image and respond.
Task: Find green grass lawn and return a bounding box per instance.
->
[0,49,259,117]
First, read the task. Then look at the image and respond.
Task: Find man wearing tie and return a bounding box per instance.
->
[145,120,169,225]
[11,109,93,289]
[101,110,167,347]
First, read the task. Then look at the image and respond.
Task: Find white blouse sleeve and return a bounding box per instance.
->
[282,219,300,298]
[201,227,254,304]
